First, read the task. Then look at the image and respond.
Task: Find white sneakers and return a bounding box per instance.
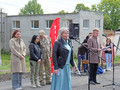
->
[31,84,41,88]
[106,68,111,71]
[31,85,36,88]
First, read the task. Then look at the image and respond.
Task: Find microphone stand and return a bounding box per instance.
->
[103,38,120,87]
[74,38,105,90]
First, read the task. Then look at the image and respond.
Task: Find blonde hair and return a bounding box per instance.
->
[93,28,99,32]
[57,27,69,40]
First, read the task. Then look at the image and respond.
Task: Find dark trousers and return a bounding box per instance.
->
[89,63,98,82]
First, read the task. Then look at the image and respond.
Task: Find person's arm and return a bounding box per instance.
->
[52,41,59,70]
[87,38,98,52]
[70,49,75,67]
[22,40,26,57]
[29,44,39,61]
[9,39,22,58]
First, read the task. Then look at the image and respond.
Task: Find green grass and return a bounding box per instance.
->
[0,52,120,72]
[0,52,30,71]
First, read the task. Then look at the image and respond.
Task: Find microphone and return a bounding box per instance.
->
[102,34,107,37]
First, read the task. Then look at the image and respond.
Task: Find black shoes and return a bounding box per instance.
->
[95,82,100,84]
[90,81,96,85]
[90,81,100,85]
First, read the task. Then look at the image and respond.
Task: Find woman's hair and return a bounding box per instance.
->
[11,30,21,38]
[106,38,111,43]
[30,35,38,44]
[57,27,69,40]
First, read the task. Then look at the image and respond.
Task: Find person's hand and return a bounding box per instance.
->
[107,49,111,51]
[54,69,59,75]
[20,56,24,60]
[72,66,75,71]
[78,54,80,56]
[38,59,41,63]
[98,49,101,52]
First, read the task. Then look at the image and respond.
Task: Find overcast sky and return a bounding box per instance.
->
[0,0,101,15]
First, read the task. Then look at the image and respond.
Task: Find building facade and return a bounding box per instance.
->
[2,10,103,54]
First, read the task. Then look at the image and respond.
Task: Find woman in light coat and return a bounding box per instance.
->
[9,30,26,90]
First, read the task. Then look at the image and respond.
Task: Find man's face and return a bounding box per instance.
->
[40,35,44,39]
[93,31,99,37]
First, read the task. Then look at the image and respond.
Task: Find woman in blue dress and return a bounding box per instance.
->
[51,27,75,90]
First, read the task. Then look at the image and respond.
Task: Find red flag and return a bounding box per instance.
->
[50,18,60,73]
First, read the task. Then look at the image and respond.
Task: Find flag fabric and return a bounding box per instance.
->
[50,18,60,73]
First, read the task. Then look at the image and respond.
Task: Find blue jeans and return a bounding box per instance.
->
[12,73,22,90]
[77,54,86,72]
[105,53,112,70]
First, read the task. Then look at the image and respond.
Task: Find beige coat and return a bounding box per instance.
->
[9,38,26,73]
[87,36,101,63]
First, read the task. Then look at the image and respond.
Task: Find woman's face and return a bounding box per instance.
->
[61,30,69,40]
[15,32,21,39]
[35,36,39,43]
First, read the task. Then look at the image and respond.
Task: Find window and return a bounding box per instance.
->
[31,20,39,28]
[83,20,89,29]
[13,21,20,28]
[95,20,100,28]
[46,20,54,28]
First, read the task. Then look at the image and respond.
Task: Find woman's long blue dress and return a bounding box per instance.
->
[51,40,72,90]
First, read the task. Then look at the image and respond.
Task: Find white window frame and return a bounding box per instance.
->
[95,20,100,29]
[83,19,89,29]
[31,20,39,29]
[13,21,20,29]
[46,20,54,29]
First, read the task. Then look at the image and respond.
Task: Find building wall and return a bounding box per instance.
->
[4,10,103,55]
[0,13,7,49]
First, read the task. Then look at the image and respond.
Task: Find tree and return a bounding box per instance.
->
[104,14,112,30]
[19,0,43,15]
[58,10,68,14]
[91,4,98,11]
[97,0,120,30]
[74,3,90,13]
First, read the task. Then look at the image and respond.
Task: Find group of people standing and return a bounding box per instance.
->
[9,30,52,90]
[9,27,114,90]
[77,28,113,85]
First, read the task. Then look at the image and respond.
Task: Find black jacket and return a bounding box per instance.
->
[52,38,75,70]
[29,43,42,61]
[78,43,88,55]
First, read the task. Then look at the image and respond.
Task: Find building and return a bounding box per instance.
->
[1,10,103,54]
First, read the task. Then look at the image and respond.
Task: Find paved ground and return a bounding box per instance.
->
[0,66,120,90]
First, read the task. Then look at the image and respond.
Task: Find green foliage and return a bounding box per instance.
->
[74,3,90,13]
[19,0,44,15]
[58,10,68,14]
[104,14,112,30]
[73,53,77,59]
[91,0,120,30]
[115,55,120,61]
[91,4,98,11]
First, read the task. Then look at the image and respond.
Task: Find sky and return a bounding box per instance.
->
[0,0,101,15]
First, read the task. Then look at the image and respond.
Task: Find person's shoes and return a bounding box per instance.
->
[90,81,96,85]
[40,83,46,86]
[94,82,100,84]
[36,84,41,87]
[46,82,51,85]
[31,85,36,88]
[19,87,23,90]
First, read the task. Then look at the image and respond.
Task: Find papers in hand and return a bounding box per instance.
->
[102,46,110,51]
